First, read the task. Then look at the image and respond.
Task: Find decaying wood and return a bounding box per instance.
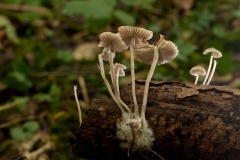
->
[71,80,240,160]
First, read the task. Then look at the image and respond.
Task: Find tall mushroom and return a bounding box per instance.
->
[118,26,153,117]
[202,47,222,85]
[189,65,206,84]
[134,34,179,121]
[98,32,130,114]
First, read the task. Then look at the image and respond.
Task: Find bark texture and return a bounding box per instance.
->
[71,80,240,160]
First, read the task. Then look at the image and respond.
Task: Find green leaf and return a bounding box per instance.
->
[212,25,226,38]
[62,0,116,19]
[33,93,52,102]
[174,39,198,61]
[147,22,161,33]
[10,126,28,141]
[57,49,73,63]
[114,10,136,25]
[3,71,33,92]
[216,52,231,75]
[231,10,240,18]
[23,121,39,132]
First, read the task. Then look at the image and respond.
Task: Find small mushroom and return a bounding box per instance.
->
[74,85,82,127]
[98,32,127,99]
[118,26,153,117]
[112,63,127,95]
[202,47,222,85]
[98,54,125,115]
[189,65,206,84]
[134,34,178,120]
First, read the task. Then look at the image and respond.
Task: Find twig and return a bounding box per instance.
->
[0,3,50,14]
[74,85,82,127]
[0,101,17,112]
[78,76,90,107]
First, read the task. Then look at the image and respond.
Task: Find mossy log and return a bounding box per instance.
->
[71,80,240,160]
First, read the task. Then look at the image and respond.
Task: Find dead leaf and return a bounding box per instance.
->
[72,42,100,61]
[173,0,195,11]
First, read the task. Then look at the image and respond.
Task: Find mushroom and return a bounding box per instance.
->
[118,26,153,117]
[134,34,178,120]
[109,63,131,114]
[189,65,206,84]
[98,54,126,115]
[202,47,222,85]
[206,60,217,85]
[98,32,127,95]
[112,63,127,95]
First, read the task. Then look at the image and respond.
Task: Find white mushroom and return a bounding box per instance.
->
[134,34,179,121]
[202,47,222,85]
[189,65,206,84]
[98,32,127,94]
[118,26,153,117]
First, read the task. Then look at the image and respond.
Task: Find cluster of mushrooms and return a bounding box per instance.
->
[190,48,222,85]
[97,26,178,158]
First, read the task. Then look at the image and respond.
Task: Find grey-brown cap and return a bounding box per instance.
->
[203,47,222,58]
[189,65,206,76]
[134,35,178,65]
[134,44,155,65]
[118,26,153,46]
[156,35,179,64]
[98,32,127,52]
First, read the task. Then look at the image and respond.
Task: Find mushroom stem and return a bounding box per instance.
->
[206,60,217,85]
[141,46,159,120]
[98,54,125,114]
[107,49,117,90]
[194,75,199,84]
[74,85,82,127]
[129,38,139,117]
[203,55,213,85]
[115,68,132,114]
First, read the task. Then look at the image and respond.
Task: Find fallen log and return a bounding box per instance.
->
[71,80,240,160]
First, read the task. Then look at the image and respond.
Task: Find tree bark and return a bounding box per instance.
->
[71,80,240,160]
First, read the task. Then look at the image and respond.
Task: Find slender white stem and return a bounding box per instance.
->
[74,85,82,127]
[206,60,217,85]
[130,38,139,117]
[203,56,213,85]
[115,68,132,114]
[116,68,120,95]
[107,49,116,89]
[194,75,199,84]
[98,54,125,114]
[141,46,159,120]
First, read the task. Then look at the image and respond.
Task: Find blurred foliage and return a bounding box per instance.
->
[0,0,240,159]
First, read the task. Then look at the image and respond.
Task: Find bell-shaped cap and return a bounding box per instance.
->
[109,63,127,77]
[134,35,178,65]
[203,47,222,58]
[98,32,127,52]
[156,35,179,64]
[189,65,206,76]
[118,26,153,46]
[114,63,127,77]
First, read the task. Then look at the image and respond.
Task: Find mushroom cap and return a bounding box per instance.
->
[134,44,155,65]
[156,35,179,64]
[134,35,178,65]
[118,26,153,46]
[114,63,127,77]
[203,47,222,58]
[189,65,206,76]
[109,63,127,77]
[98,32,127,52]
